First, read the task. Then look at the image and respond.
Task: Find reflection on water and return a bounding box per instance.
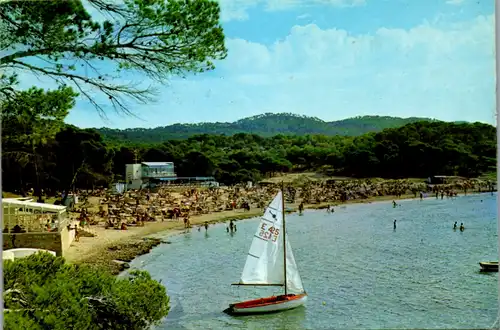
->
[166,305,308,330]
[132,193,498,329]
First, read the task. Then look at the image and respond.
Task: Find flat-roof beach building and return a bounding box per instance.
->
[2,198,76,256]
[124,162,217,190]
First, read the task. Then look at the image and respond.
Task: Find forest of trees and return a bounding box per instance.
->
[97,113,444,143]
[3,118,496,196]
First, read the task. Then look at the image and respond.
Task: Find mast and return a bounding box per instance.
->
[281,181,287,296]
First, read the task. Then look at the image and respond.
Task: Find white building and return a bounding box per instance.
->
[125,162,176,190]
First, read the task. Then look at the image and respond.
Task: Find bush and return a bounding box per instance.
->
[4,252,169,330]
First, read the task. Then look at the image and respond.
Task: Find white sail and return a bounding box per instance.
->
[285,235,305,294]
[239,192,284,285]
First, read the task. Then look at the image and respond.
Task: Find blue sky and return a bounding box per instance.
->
[28,0,496,128]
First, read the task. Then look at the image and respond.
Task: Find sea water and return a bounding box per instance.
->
[128,193,498,329]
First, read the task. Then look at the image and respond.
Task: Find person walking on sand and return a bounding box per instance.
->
[74,225,80,242]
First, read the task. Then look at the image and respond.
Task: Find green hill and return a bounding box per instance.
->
[96,113,444,144]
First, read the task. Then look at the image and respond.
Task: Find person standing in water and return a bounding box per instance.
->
[459,223,464,231]
[392,200,397,208]
[204,221,209,231]
[393,219,397,230]
[183,215,190,228]
[298,202,304,215]
[453,221,457,230]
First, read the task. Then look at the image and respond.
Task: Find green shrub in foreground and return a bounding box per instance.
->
[3,252,169,330]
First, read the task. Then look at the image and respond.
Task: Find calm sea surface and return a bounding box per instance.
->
[127,193,498,329]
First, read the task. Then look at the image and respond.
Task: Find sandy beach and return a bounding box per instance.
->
[64,206,267,273]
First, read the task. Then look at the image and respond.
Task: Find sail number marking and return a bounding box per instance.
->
[259,223,280,242]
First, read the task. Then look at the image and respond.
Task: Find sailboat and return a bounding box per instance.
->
[224,188,307,315]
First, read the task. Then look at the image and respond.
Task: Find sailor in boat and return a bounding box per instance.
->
[459,223,464,231]
[453,221,457,230]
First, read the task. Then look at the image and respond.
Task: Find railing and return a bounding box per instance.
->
[142,171,176,178]
[3,213,71,234]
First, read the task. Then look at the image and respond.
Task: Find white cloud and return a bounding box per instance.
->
[100,14,496,128]
[445,0,465,5]
[217,0,365,21]
[296,13,312,19]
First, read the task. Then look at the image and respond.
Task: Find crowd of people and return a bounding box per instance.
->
[63,178,494,232]
[5,178,494,235]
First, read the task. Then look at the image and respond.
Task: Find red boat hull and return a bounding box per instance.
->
[224,293,307,315]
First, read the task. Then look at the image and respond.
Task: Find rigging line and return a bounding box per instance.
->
[490,315,499,329]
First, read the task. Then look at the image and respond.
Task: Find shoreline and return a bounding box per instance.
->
[67,191,492,274]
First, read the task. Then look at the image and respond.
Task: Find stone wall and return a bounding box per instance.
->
[3,223,76,258]
[3,232,63,256]
[60,225,76,252]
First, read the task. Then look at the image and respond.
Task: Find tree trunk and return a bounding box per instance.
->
[33,151,44,203]
[62,158,86,205]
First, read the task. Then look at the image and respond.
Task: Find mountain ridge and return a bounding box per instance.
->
[95,113,459,144]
